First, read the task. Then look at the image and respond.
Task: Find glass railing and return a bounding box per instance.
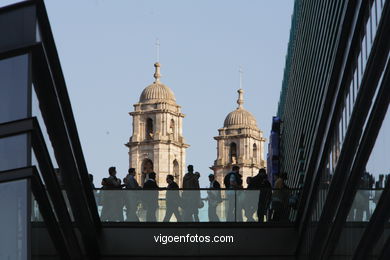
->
[89,188,300,223]
[31,188,385,223]
[346,189,383,222]
[31,190,74,222]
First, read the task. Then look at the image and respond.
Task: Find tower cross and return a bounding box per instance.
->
[156,38,160,62]
[239,66,243,89]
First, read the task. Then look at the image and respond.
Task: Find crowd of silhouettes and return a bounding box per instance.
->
[80,163,390,223]
[96,164,300,222]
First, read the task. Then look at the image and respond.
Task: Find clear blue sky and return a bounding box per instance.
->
[5,0,296,187]
[3,0,388,187]
[42,0,297,187]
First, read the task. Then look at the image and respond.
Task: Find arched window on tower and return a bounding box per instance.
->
[141,159,154,185]
[170,119,175,137]
[146,118,154,140]
[229,142,237,164]
[173,159,179,179]
[253,143,258,164]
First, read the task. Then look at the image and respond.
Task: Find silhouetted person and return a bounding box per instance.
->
[224,165,243,188]
[245,170,263,221]
[124,168,140,189]
[224,166,243,221]
[123,168,140,222]
[257,169,272,222]
[182,165,201,222]
[243,176,257,222]
[271,172,289,222]
[207,174,221,222]
[248,172,261,189]
[163,175,182,222]
[101,167,123,221]
[143,172,159,222]
[88,173,99,206]
[193,172,202,221]
[101,167,122,189]
[88,174,95,189]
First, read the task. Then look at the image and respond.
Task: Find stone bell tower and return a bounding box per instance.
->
[211,89,266,187]
[126,62,189,186]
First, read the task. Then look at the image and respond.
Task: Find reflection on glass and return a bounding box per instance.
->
[347,189,381,222]
[0,135,29,171]
[0,55,29,123]
[345,109,389,223]
[0,55,31,172]
[0,180,28,260]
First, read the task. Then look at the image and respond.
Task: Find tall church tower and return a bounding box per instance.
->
[126,62,189,186]
[211,89,266,186]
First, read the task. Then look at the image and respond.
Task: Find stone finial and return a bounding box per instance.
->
[153,62,161,83]
[237,88,244,109]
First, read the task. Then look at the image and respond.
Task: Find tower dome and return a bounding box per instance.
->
[223,89,258,128]
[139,63,176,103]
[212,87,266,188]
[128,61,189,187]
[224,108,258,128]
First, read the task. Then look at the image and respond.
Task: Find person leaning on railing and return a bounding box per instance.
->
[244,176,257,222]
[207,174,222,222]
[100,166,124,221]
[182,165,201,222]
[123,168,140,222]
[143,172,159,222]
[257,169,272,223]
[224,166,243,222]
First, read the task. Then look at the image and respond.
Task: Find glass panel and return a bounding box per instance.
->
[358,52,363,86]
[337,106,389,257]
[31,194,43,222]
[371,1,378,34]
[376,0,383,23]
[350,77,355,107]
[94,189,300,223]
[366,105,389,192]
[362,36,367,72]
[367,14,373,53]
[338,119,344,148]
[344,103,348,134]
[31,190,74,223]
[0,179,29,260]
[367,10,374,45]
[0,55,30,123]
[347,189,378,222]
[205,189,226,222]
[236,190,260,222]
[339,117,343,146]
[0,135,29,171]
[0,55,31,172]
[0,5,36,51]
[354,68,359,95]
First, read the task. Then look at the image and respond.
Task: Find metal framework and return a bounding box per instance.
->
[0,166,69,259]
[0,1,101,259]
[308,0,390,258]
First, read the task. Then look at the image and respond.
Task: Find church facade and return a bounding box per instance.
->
[211,89,266,186]
[126,62,189,186]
